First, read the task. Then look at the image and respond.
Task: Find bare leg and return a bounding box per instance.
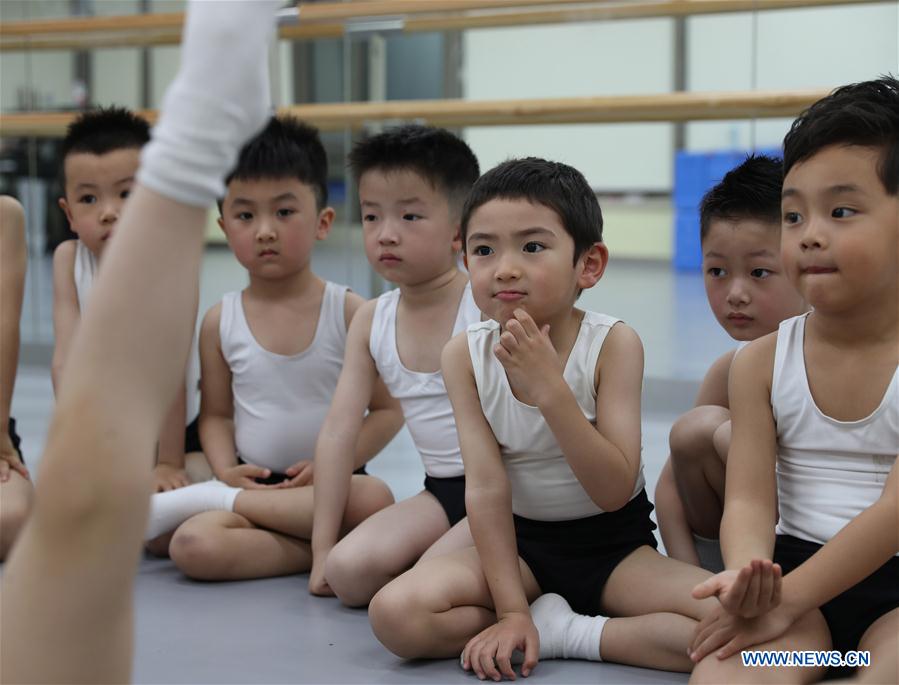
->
[185,451,212,483]
[325,491,455,607]
[418,517,473,562]
[594,546,717,672]
[0,471,33,560]
[0,3,280,681]
[655,459,702,566]
[669,405,730,539]
[233,475,392,538]
[0,188,207,684]
[369,546,541,658]
[852,608,899,684]
[170,511,313,579]
[690,609,830,684]
[601,613,699,672]
[169,475,392,581]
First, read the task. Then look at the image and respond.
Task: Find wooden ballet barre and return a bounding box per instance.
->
[0,89,829,138]
[0,0,884,52]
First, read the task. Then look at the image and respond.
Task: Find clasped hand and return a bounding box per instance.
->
[689,559,797,662]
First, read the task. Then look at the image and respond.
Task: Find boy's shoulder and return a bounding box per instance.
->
[52,239,78,280]
[728,329,781,392]
[594,319,642,368]
[200,299,226,337]
[441,329,475,375]
[345,296,379,342]
[0,194,24,218]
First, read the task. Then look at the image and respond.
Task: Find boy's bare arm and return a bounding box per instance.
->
[197,304,240,481]
[311,301,379,566]
[154,379,190,491]
[444,333,539,676]
[719,335,779,568]
[343,291,404,468]
[691,461,898,662]
[694,349,737,408]
[535,322,645,511]
[50,240,80,394]
[354,377,402,469]
[782,459,898,617]
[443,335,527,617]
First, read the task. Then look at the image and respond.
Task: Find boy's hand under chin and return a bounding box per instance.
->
[494,309,565,408]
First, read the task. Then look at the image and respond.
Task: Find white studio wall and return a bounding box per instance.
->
[686,3,899,152]
[462,18,676,193]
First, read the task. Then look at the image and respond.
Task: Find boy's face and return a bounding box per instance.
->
[781,144,898,314]
[219,177,333,278]
[358,168,460,286]
[703,218,806,341]
[464,198,605,326]
[58,148,140,258]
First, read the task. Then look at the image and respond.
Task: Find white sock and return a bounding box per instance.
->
[137,0,283,207]
[530,593,607,661]
[145,480,240,540]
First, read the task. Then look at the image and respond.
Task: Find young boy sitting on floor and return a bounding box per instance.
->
[655,155,806,571]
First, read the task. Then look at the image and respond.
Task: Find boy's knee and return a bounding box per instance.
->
[325,542,379,607]
[369,580,428,658]
[669,406,730,463]
[711,421,731,462]
[169,523,230,580]
[350,476,394,517]
[0,496,31,560]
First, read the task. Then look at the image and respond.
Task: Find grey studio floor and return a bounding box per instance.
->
[6,236,736,684]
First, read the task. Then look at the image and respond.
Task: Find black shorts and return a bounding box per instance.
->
[8,417,23,461]
[774,534,899,677]
[238,457,367,485]
[424,474,467,527]
[514,489,658,616]
[183,416,202,454]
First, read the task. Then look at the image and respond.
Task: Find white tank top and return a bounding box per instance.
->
[221,282,348,473]
[772,313,898,550]
[73,240,98,312]
[369,282,480,478]
[467,312,646,521]
[73,240,201,422]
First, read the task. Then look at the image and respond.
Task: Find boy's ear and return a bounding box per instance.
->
[451,223,463,255]
[577,242,609,290]
[58,197,74,226]
[316,206,336,240]
[216,216,226,233]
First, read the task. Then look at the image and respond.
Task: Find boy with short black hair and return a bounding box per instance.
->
[53,106,206,494]
[369,157,718,679]
[689,75,899,684]
[309,124,483,605]
[655,155,806,570]
[145,115,400,580]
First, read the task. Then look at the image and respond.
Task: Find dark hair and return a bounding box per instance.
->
[699,154,783,242]
[783,75,899,195]
[460,157,602,264]
[348,125,480,218]
[60,106,150,184]
[224,115,329,209]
